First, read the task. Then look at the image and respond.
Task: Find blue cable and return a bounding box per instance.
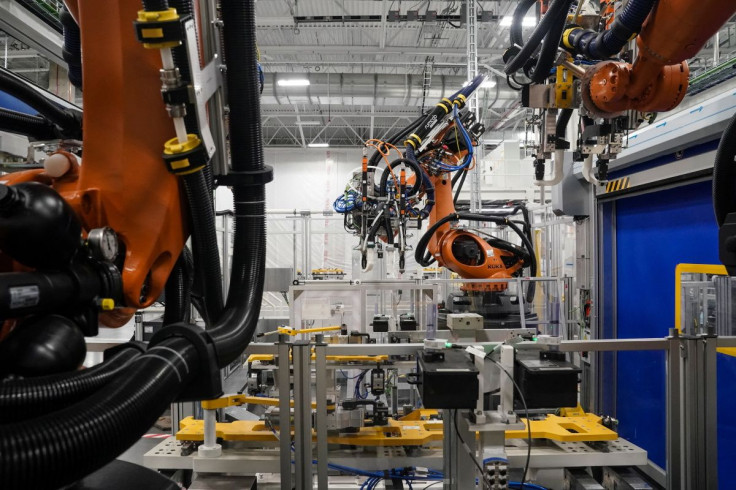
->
[482,457,509,464]
[509,482,549,490]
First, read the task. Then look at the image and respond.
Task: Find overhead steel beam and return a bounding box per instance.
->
[379,0,388,49]
[0,0,63,66]
[260,45,504,57]
[294,105,307,148]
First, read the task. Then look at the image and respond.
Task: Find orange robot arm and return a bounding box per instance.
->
[582,0,736,115]
[1,0,188,324]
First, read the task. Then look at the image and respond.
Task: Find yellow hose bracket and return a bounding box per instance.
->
[134,8,183,49]
[555,64,574,108]
[453,93,467,107]
[162,134,207,175]
[404,133,421,149]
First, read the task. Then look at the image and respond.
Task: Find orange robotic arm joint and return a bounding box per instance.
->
[580,0,736,116]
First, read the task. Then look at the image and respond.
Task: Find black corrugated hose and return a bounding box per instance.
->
[504,0,572,76]
[529,1,570,83]
[0,108,60,140]
[206,0,268,366]
[60,7,82,90]
[713,112,736,227]
[0,337,197,489]
[163,246,194,325]
[0,345,141,423]
[165,0,225,326]
[181,170,225,325]
[0,67,82,140]
[510,0,537,47]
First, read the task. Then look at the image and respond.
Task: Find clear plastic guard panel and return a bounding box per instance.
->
[679,272,735,336]
[425,277,571,338]
[289,281,438,336]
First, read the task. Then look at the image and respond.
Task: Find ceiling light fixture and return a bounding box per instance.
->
[277,78,310,87]
[480,79,497,88]
[500,16,536,27]
[307,142,329,148]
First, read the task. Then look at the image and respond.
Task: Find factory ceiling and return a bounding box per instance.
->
[1,1,735,147]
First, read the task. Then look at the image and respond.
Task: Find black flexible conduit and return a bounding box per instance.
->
[529,3,570,83]
[206,0,267,367]
[0,346,141,423]
[415,213,537,303]
[713,112,736,227]
[0,67,82,139]
[162,0,224,326]
[565,0,656,59]
[0,337,197,489]
[181,170,224,325]
[163,246,194,325]
[510,0,537,47]
[0,108,59,140]
[60,8,82,90]
[504,0,573,76]
[556,108,573,140]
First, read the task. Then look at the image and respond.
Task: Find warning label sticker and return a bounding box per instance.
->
[9,285,40,309]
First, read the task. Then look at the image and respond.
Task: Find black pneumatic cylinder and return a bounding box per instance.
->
[0,263,105,320]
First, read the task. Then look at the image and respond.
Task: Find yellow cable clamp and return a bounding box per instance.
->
[163,134,206,175]
[135,8,181,49]
[562,27,582,49]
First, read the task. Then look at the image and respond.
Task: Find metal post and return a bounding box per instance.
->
[466,0,482,216]
[683,335,700,488]
[314,340,329,489]
[302,212,311,278]
[292,341,313,489]
[666,330,682,490]
[278,338,292,490]
[197,407,222,457]
[443,409,455,488]
[456,411,478,489]
[703,331,719,489]
[498,345,515,420]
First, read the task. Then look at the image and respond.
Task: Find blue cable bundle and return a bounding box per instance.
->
[333,191,360,213]
[434,105,474,173]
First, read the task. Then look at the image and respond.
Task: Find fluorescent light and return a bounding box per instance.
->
[277,78,310,87]
[500,16,536,27]
[296,121,321,126]
[480,78,496,88]
[308,143,329,148]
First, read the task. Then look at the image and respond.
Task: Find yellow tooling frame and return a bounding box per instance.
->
[259,325,343,337]
[246,354,389,363]
[177,407,618,444]
[201,394,335,411]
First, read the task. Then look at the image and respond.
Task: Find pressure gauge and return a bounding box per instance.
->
[88,227,119,262]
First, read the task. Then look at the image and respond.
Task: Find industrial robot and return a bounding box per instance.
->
[0,0,734,488]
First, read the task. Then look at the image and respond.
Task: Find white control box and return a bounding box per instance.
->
[447,313,483,331]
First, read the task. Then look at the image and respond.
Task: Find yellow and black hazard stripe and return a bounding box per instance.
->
[605,176,631,193]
